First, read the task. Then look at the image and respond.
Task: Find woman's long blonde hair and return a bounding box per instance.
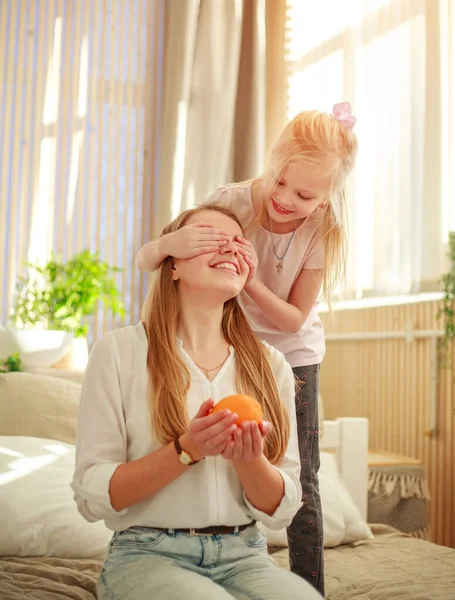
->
[259,109,358,307]
[141,203,290,464]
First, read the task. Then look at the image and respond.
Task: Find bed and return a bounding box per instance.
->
[269,418,455,600]
[1,373,455,600]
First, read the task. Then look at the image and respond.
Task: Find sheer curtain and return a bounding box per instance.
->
[286,0,453,299]
[155,0,274,238]
[0,0,164,341]
[440,0,455,256]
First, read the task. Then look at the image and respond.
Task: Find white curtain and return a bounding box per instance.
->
[154,0,267,239]
[0,0,164,339]
[440,0,455,258]
[286,0,454,298]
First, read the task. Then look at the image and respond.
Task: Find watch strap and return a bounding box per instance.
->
[174,437,200,465]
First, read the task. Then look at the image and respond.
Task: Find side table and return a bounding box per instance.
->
[367,451,431,540]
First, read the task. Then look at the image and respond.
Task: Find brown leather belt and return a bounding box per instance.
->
[171,521,256,536]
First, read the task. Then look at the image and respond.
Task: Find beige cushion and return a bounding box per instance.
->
[0,373,81,444]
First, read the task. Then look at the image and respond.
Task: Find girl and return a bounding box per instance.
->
[72,204,321,600]
[136,103,358,596]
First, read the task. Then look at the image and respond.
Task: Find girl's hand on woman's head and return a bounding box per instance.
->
[221,420,272,462]
[179,399,239,461]
[235,237,258,284]
[161,223,230,259]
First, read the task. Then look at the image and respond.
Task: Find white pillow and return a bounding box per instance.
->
[0,435,112,559]
[259,452,373,548]
[319,452,373,547]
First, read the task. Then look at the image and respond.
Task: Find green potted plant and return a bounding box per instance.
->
[0,250,124,370]
[437,231,455,366]
[0,353,24,373]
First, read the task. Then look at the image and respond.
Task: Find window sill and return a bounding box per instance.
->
[318,292,443,313]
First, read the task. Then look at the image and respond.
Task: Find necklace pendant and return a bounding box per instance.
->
[276,260,283,273]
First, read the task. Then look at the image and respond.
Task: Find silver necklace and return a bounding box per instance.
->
[265,210,298,273]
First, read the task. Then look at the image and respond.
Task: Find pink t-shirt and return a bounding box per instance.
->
[208,183,325,368]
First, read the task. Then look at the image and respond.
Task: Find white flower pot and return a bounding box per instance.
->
[0,328,75,370]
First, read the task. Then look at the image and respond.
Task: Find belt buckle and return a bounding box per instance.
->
[189,528,212,536]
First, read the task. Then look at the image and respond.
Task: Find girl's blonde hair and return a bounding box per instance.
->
[141,203,290,464]
[260,109,358,306]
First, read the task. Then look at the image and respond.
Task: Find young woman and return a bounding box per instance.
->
[136,103,358,596]
[72,204,322,599]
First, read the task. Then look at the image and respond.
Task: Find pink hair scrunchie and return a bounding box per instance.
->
[332,102,356,129]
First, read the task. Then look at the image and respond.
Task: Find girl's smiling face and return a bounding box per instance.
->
[267,161,332,225]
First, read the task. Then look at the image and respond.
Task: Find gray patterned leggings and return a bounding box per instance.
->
[287,364,324,598]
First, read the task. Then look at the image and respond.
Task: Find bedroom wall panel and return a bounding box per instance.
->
[320,299,454,548]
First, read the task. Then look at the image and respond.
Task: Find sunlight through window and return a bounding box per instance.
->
[0,453,60,486]
[285,0,436,298]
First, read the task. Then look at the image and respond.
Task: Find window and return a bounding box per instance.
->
[0,0,164,343]
[286,0,454,299]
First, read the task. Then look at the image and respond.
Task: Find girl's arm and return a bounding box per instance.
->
[136,223,230,271]
[72,334,237,521]
[135,238,169,271]
[244,268,324,333]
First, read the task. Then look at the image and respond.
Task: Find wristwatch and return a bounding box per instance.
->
[174,437,200,466]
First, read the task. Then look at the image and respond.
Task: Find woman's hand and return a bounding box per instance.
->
[179,399,239,461]
[235,236,258,284]
[161,223,230,259]
[221,421,272,462]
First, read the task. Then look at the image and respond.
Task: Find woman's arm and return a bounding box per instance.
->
[232,450,285,516]
[244,268,324,333]
[72,335,237,521]
[222,349,302,529]
[108,441,192,512]
[109,406,238,512]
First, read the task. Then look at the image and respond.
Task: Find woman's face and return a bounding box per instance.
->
[172,211,248,300]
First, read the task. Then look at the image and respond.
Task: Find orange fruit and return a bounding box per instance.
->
[210,394,263,426]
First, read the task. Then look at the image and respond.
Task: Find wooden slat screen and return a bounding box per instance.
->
[321,300,455,548]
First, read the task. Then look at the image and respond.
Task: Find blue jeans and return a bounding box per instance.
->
[97,524,322,599]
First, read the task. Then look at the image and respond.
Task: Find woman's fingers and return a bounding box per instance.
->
[206,424,238,450]
[198,412,238,442]
[191,408,230,433]
[259,420,273,437]
[241,422,253,458]
[232,427,244,460]
[250,422,263,456]
[221,439,236,459]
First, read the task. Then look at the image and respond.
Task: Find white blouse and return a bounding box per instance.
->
[71,323,302,532]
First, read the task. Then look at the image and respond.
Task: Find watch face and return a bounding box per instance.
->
[180,452,192,465]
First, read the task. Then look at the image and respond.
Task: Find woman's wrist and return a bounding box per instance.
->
[231,453,265,470]
[179,432,204,462]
